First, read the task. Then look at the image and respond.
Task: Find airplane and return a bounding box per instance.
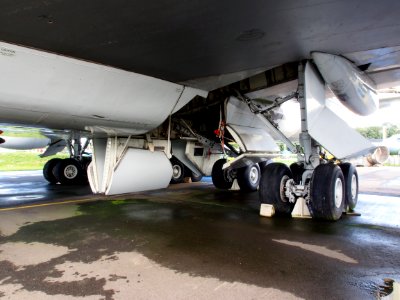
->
[1,1,400,221]
[381,134,400,155]
[371,134,400,156]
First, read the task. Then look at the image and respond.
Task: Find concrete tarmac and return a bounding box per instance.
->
[0,168,399,299]
[0,170,92,208]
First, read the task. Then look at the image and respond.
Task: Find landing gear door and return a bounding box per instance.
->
[225,97,280,153]
[305,62,375,159]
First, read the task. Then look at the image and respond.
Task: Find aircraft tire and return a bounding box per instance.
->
[339,163,358,211]
[81,156,92,171]
[170,157,185,184]
[309,164,344,221]
[190,171,203,182]
[259,159,272,170]
[211,158,233,189]
[290,162,304,184]
[53,158,85,185]
[43,158,63,184]
[237,164,260,192]
[259,163,294,215]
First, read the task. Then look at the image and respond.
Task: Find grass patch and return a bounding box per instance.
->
[273,156,297,166]
[383,155,400,167]
[0,152,69,171]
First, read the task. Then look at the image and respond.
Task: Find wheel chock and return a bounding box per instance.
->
[291,197,312,218]
[344,211,361,217]
[230,179,240,191]
[260,204,275,217]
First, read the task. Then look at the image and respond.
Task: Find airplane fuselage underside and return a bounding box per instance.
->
[1,1,400,90]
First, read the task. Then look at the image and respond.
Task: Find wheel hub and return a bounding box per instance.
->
[249,166,259,184]
[334,178,343,208]
[351,174,357,200]
[64,165,78,179]
[172,165,182,179]
[279,175,290,202]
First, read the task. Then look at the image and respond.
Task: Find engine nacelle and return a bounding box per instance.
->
[365,146,389,166]
[311,52,379,116]
[0,136,50,150]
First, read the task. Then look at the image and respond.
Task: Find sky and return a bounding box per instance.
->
[328,97,400,128]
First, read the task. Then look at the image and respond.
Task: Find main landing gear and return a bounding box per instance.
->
[43,137,91,185]
[216,61,362,221]
[169,156,203,184]
[211,158,261,192]
[43,157,89,185]
[258,160,358,221]
[256,62,361,221]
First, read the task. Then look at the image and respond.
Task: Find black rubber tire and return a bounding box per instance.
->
[190,171,203,182]
[237,164,261,192]
[170,157,185,184]
[309,164,345,221]
[290,162,304,184]
[259,163,294,215]
[81,157,92,171]
[339,163,358,211]
[53,158,85,185]
[43,158,62,184]
[211,158,233,189]
[259,159,272,170]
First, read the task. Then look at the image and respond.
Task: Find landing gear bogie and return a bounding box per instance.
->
[52,158,87,185]
[44,157,89,185]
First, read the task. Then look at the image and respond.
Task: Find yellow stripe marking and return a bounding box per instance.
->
[0,198,96,212]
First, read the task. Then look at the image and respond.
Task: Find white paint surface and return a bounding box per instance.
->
[272,239,358,264]
[106,149,172,195]
[312,52,379,116]
[304,62,374,159]
[0,42,205,136]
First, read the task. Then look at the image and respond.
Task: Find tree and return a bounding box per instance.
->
[386,124,400,138]
[356,124,400,139]
[356,126,381,139]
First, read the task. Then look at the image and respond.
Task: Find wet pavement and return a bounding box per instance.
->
[0,170,93,208]
[357,167,400,196]
[0,169,399,299]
